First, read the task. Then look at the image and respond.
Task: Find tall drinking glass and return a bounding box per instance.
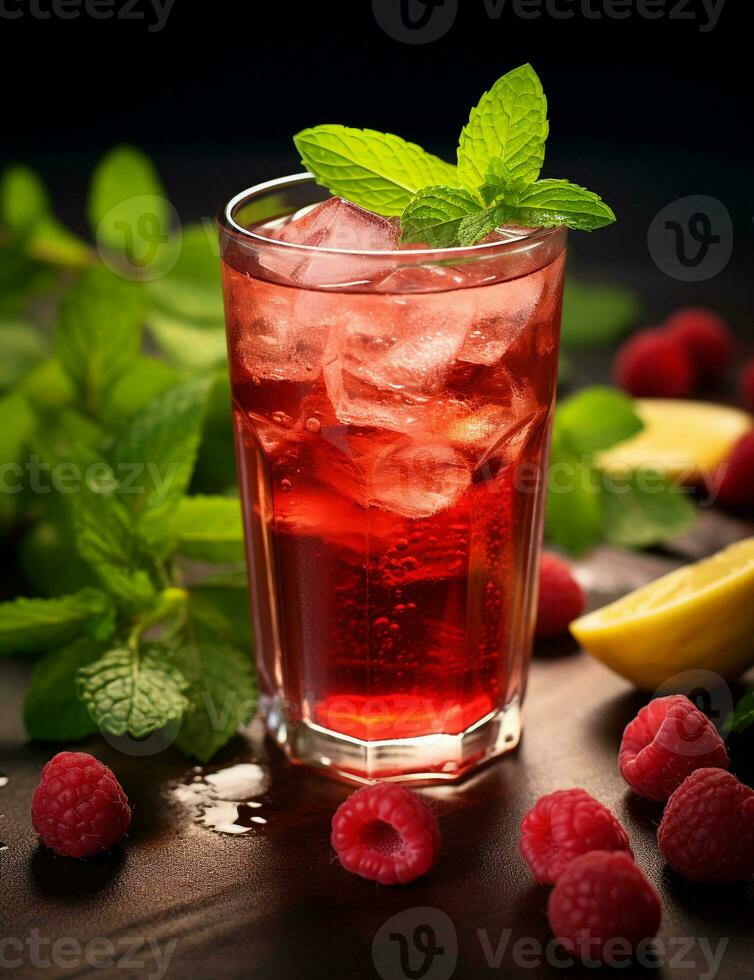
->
[219,175,567,782]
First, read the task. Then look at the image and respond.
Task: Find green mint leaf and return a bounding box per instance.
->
[0,320,46,391]
[18,520,99,599]
[99,356,182,426]
[111,377,212,541]
[478,158,527,205]
[188,584,253,652]
[167,495,244,564]
[458,64,548,191]
[0,243,57,316]
[78,644,188,739]
[602,471,697,550]
[73,464,155,606]
[560,280,640,348]
[400,186,482,247]
[508,179,616,232]
[0,588,115,656]
[1,166,91,268]
[555,387,644,454]
[146,312,227,370]
[545,447,604,555]
[146,222,223,327]
[24,636,104,741]
[294,125,460,217]
[171,632,256,762]
[87,145,171,264]
[55,266,144,416]
[725,692,754,736]
[457,204,512,246]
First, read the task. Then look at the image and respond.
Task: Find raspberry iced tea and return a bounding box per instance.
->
[220,175,567,781]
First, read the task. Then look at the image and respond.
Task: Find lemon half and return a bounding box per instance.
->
[598,399,752,483]
[571,537,754,690]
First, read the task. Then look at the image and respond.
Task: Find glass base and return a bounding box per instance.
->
[262,695,522,785]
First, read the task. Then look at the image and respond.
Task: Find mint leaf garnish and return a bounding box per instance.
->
[167,494,244,564]
[458,63,548,190]
[603,471,696,550]
[295,64,615,245]
[294,125,460,217]
[24,637,103,741]
[554,387,644,454]
[560,280,640,349]
[55,266,144,416]
[0,588,115,655]
[78,644,188,739]
[508,179,616,232]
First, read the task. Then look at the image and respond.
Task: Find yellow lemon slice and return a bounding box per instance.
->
[598,399,752,483]
[571,537,754,690]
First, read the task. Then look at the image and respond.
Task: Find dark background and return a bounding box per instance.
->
[2,0,753,318]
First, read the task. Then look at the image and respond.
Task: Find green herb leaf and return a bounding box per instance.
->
[725,691,754,735]
[602,471,697,549]
[400,186,483,247]
[146,312,227,369]
[545,447,604,555]
[508,179,616,232]
[100,356,182,425]
[171,635,256,762]
[88,145,171,266]
[457,64,549,191]
[0,588,115,656]
[55,266,144,416]
[167,495,244,564]
[187,585,253,652]
[560,280,640,348]
[110,377,211,540]
[294,125,460,217]
[77,644,188,738]
[73,465,155,606]
[24,636,103,740]
[0,320,45,392]
[145,222,223,326]
[555,386,644,454]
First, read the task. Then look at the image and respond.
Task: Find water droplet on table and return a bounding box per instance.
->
[172,762,270,837]
[0,773,8,788]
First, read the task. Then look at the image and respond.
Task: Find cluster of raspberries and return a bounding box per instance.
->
[518,694,753,963]
[613,308,754,512]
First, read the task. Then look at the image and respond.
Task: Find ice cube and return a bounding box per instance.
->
[369,436,472,519]
[259,198,398,287]
[323,290,475,429]
[456,268,548,365]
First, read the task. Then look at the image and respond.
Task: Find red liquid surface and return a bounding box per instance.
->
[223,231,565,744]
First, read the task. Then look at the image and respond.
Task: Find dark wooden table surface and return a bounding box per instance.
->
[2,512,753,980]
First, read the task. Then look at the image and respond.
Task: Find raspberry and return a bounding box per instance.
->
[536,554,586,638]
[520,789,632,885]
[31,752,131,858]
[331,783,440,884]
[665,308,733,385]
[613,328,694,398]
[709,432,754,512]
[619,695,729,801]
[658,768,754,882]
[740,359,754,413]
[548,851,661,963]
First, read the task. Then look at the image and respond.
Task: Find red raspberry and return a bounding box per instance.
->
[520,789,632,885]
[331,782,440,885]
[536,554,586,638]
[665,308,733,385]
[740,359,754,413]
[548,851,661,963]
[613,328,694,398]
[658,768,754,882]
[31,752,131,858]
[709,431,754,512]
[619,695,729,801]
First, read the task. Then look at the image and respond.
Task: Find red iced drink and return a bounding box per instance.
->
[220,177,567,781]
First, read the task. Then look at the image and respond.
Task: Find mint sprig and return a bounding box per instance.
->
[294,64,615,246]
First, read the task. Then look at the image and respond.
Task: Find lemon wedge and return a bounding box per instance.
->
[598,399,752,483]
[571,537,754,690]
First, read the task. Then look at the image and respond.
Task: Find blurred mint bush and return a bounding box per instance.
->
[0,146,693,758]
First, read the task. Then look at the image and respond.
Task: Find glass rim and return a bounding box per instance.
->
[218,172,563,261]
